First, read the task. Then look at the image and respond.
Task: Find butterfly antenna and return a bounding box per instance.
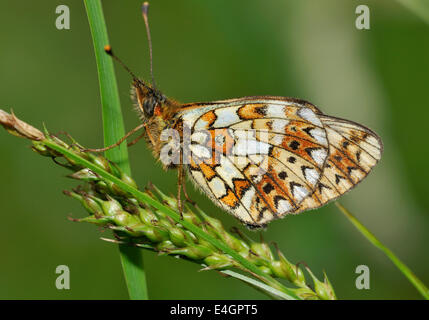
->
[104,45,143,85]
[142,2,157,91]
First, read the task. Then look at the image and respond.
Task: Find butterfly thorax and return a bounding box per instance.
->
[131,79,182,167]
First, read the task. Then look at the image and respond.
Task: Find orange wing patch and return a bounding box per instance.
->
[237,104,267,120]
[220,189,240,208]
[200,110,217,126]
[199,162,217,180]
[233,179,252,198]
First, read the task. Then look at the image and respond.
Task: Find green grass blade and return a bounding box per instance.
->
[118,245,148,299]
[42,139,301,300]
[336,202,429,300]
[84,0,148,300]
[83,0,129,167]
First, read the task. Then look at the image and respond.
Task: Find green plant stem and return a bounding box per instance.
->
[335,202,429,300]
[43,139,301,300]
[220,270,292,300]
[84,0,148,300]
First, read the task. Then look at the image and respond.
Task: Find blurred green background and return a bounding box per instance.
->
[0,0,428,299]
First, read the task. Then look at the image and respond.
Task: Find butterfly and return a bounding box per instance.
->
[136,92,382,228]
[100,3,382,229]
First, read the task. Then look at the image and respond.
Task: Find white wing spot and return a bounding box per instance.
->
[303,167,320,186]
[240,187,256,210]
[291,184,309,201]
[309,148,327,166]
[193,119,210,130]
[213,108,241,127]
[272,134,284,146]
[277,199,292,214]
[266,104,285,118]
[366,135,380,147]
[272,119,289,133]
[308,127,328,146]
[298,108,322,127]
[215,156,243,187]
[208,177,227,198]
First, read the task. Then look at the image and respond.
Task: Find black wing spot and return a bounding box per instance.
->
[288,156,297,163]
[262,183,274,194]
[255,105,268,116]
[317,182,331,193]
[305,147,321,161]
[303,127,314,137]
[289,140,300,150]
[356,151,361,162]
[335,174,346,184]
[347,166,360,175]
[301,166,313,178]
[273,195,287,212]
[278,171,288,180]
[257,207,268,221]
[333,155,342,162]
[290,181,303,191]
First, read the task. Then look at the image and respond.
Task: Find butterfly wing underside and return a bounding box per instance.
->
[177,97,382,227]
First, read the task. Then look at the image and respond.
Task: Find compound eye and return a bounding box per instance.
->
[143,99,155,117]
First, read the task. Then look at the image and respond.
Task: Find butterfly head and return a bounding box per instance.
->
[104,45,170,121]
[132,79,167,121]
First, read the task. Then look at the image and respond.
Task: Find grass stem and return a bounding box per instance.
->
[336,202,429,300]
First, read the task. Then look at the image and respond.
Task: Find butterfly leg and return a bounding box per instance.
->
[126,131,145,147]
[181,172,196,206]
[177,165,184,219]
[82,124,145,152]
